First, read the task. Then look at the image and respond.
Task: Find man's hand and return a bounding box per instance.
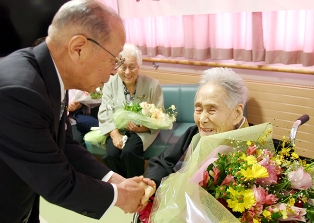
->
[107,173,125,185]
[115,176,145,213]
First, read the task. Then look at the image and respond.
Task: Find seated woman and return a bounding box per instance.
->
[145,67,249,188]
[98,43,164,178]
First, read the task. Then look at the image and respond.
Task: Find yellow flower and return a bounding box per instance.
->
[241,154,258,165]
[226,188,256,212]
[300,196,308,203]
[291,152,299,159]
[288,197,295,206]
[280,148,291,157]
[245,155,257,165]
[253,219,260,223]
[262,209,271,219]
[274,155,284,165]
[240,153,247,160]
[281,209,288,219]
[241,164,269,180]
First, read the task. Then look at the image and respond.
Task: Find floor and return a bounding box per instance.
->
[40,197,134,223]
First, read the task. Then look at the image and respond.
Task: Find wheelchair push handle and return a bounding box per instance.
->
[290,114,310,146]
[297,114,310,125]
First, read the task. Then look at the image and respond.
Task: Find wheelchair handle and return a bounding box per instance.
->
[290,114,310,146]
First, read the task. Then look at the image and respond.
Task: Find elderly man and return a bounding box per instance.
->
[145,67,249,188]
[0,1,155,223]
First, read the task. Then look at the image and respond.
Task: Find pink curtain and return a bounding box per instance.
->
[123,10,314,66]
[101,0,118,12]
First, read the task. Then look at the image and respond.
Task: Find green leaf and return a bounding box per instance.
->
[306,206,314,221]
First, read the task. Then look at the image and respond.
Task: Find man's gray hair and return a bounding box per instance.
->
[48,0,121,43]
[198,67,248,109]
[120,43,143,65]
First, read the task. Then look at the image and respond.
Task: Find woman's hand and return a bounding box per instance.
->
[138,178,156,210]
[110,129,124,149]
[67,101,82,112]
[127,121,149,133]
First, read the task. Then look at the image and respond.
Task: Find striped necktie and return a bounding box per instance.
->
[60,97,66,120]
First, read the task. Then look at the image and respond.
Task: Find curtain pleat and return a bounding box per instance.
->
[121,8,314,67]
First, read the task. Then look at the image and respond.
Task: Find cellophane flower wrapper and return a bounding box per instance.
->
[84,106,174,149]
[113,108,174,130]
[70,90,101,106]
[83,129,107,149]
[149,122,274,223]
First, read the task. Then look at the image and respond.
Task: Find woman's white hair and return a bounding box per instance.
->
[198,67,248,109]
[120,43,142,65]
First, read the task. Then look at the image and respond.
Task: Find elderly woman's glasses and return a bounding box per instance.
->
[87,38,125,70]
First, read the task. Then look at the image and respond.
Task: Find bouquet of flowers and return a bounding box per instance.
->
[84,102,177,149]
[69,87,102,105]
[149,122,314,223]
[89,87,103,99]
[113,101,177,130]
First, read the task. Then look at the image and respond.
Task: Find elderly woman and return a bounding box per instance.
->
[145,67,249,188]
[98,43,164,178]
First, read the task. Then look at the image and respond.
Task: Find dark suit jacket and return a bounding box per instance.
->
[145,125,199,188]
[0,43,114,223]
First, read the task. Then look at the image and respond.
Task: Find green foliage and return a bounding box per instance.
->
[89,87,103,99]
[123,103,142,113]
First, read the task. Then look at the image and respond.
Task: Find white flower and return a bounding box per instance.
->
[140,102,150,116]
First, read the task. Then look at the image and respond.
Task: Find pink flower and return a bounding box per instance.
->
[252,185,278,206]
[288,167,312,190]
[253,185,267,204]
[264,194,278,205]
[213,166,220,185]
[220,175,235,186]
[251,203,263,215]
[256,164,278,185]
[246,145,257,156]
[257,155,270,166]
[138,197,154,223]
[199,171,209,187]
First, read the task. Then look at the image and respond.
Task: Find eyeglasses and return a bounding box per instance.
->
[87,38,125,70]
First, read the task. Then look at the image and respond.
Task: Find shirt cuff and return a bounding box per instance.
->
[101,171,118,218]
[102,171,114,182]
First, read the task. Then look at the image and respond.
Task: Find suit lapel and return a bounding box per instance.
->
[33,42,62,140]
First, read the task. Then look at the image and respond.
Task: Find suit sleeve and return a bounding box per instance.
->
[64,117,112,180]
[144,125,199,187]
[0,87,114,219]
